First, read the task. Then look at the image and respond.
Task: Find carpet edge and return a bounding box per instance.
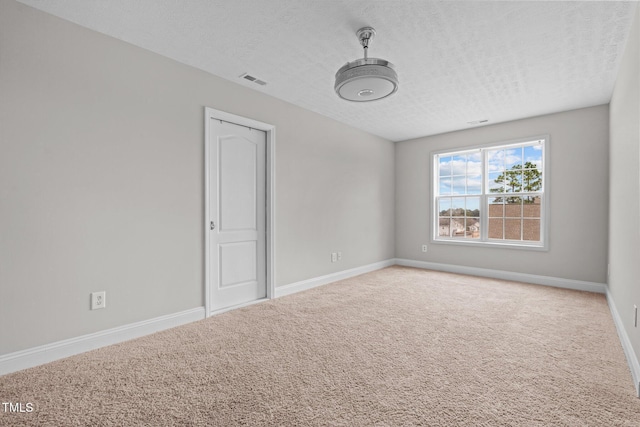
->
[395,258,607,294]
[0,307,205,377]
[274,259,396,298]
[607,289,640,398]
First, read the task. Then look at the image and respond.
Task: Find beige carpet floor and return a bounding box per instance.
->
[1,266,639,426]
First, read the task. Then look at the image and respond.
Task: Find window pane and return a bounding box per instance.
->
[505,218,522,240]
[524,145,542,169]
[451,154,467,175]
[488,172,504,193]
[523,197,541,217]
[505,199,522,217]
[467,152,482,175]
[452,176,466,195]
[439,218,451,237]
[504,171,522,193]
[522,168,542,192]
[523,219,541,241]
[465,218,480,238]
[466,197,480,216]
[505,147,522,169]
[438,156,452,176]
[466,198,480,239]
[439,177,452,195]
[451,197,465,216]
[438,198,451,216]
[489,218,503,239]
[489,197,504,217]
[488,149,504,172]
[451,218,465,236]
[467,175,482,194]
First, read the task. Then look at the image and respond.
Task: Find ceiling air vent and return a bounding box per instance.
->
[239,73,267,86]
[467,119,489,125]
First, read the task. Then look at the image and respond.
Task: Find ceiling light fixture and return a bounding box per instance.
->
[335,27,399,102]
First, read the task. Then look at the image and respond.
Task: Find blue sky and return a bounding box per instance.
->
[437,141,543,197]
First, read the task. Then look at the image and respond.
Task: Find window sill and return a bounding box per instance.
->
[431,238,548,251]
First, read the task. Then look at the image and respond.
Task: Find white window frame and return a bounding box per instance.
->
[431,135,549,251]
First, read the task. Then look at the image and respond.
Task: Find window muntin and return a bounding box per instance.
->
[433,138,545,248]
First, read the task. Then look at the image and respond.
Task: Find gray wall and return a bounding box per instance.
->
[0,1,395,354]
[609,6,640,370]
[395,105,609,284]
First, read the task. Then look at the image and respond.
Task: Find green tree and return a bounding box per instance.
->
[522,162,541,192]
[491,162,541,203]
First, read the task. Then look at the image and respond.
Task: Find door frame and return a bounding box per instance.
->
[204,107,276,317]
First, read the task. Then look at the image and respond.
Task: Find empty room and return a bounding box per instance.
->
[1,0,640,425]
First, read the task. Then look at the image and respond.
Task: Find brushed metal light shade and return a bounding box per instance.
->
[335,58,399,102]
[334,27,398,102]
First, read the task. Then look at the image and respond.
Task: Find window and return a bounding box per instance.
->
[433,136,546,249]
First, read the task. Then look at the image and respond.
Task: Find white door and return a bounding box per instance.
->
[208,119,266,311]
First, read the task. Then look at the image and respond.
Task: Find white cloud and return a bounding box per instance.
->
[488,149,523,172]
[451,160,466,175]
[439,156,482,176]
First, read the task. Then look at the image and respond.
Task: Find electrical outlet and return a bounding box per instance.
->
[331,252,337,263]
[91,291,106,310]
[337,251,342,261]
[422,244,428,253]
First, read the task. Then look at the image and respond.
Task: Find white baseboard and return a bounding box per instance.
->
[0,259,623,385]
[394,258,607,294]
[274,259,396,298]
[0,307,205,377]
[1,259,395,376]
[607,290,640,397]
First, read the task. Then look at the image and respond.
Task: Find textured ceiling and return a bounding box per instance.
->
[16,0,639,142]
